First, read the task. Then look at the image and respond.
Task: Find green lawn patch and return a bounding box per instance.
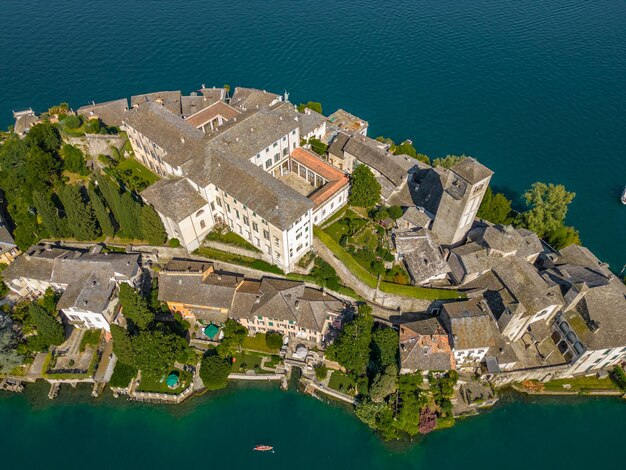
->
[205,229,260,252]
[285,272,361,299]
[328,371,356,395]
[314,227,462,300]
[231,351,278,375]
[79,329,101,352]
[193,247,284,275]
[543,375,619,393]
[242,333,281,354]
[136,369,192,394]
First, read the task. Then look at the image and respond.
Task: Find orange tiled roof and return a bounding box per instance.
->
[291,147,349,207]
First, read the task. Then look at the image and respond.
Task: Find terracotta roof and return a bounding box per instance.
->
[291,148,349,207]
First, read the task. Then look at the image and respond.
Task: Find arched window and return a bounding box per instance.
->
[200,220,206,229]
[195,209,205,218]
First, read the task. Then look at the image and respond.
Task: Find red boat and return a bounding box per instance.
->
[253,445,274,452]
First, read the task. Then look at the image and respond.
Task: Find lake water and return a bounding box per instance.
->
[0,0,624,270]
[0,382,625,469]
[0,1,625,465]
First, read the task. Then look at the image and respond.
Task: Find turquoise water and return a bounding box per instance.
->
[1,382,625,469]
[0,0,624,271]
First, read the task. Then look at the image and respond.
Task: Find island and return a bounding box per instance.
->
[1,85,625,440]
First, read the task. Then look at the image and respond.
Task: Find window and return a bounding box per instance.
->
[235,209,240,219]
[263,229,270,240]
[234,199,238,205]
[210,202,215,211]
[243,215,249,225]
[257,315,263,320]
[282,136,287,141]
[282,148,288,157]
[291,130,296,135]
[265,159,272,169]
[216,197,222,207]
[266,245,271,254]
[253,222,258,232]
[296,232,302,240]
[273,142,278,148]
[274,237,280,247]
[226,203,231,213]
[200,220,206,229]
[297,244,303,252]
[195,209,205,217]
[274,153,280,164]
[255,237,260,247]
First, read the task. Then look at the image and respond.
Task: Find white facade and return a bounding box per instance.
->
[312,187,349,225]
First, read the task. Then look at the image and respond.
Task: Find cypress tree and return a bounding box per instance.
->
[58,184,101,240]
[119,192,142,239]
[33,191,67,237]
[95,174,123,224]
[88,184,115,237]
[140,204,167,245]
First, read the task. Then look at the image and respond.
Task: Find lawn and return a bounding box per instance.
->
[314,226,462,300]
[242,333,281,354]
[543,376,619,393]
[136,369,192,394]
[231,351,278,375]
[205,229,260,252]
[79,329,102,352]
[328,371,356,395]
[115,157,160,185]
[193,246,284,275]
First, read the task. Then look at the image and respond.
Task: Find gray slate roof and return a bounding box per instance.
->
[77,99,129,127]
[343,134,407,186]
[230,87,281,110]
[298,108,326,136]
[399,317,455,372]
[450,158,493,184]
[393,229,450,284]
[158,270,243,310]
[441,298,500,350]
[141,177,209,223]
[123,102,204,167]
[400,206,433,229]
[131,90,182,115]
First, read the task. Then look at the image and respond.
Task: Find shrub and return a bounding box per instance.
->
[169,238,181,248]
[63,115,81,129]
[265,331,283,350]
[315,363,328,380]
[200,353,232,390]
[109,362,138,388]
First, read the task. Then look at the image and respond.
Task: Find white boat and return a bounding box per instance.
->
[622,186,626,205]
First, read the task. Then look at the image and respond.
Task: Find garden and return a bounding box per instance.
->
[136,368,192,394]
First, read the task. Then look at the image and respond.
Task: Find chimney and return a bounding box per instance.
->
[180,137,185,144]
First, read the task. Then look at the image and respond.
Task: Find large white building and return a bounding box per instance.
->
[124,88,347,272]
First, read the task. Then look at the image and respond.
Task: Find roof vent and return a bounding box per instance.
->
[180,137,185,144]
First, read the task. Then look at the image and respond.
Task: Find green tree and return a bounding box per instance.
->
[88,184,115,237]
[24,122,62,154]
[58,184,101,240]
[119,192,142,239]
[432,155,467,169]
[370,326,398,372]
[297,101,323,114]
[118,284,154,330]
[33,191,67,237]
[39,287,60,314]
[388,205,403,220]
[545,225,580,249]
[28,303,64,350]
[349,165,381,208]
[140,204,167,244]
[477,187,514,225]
[131,329,190,377]
[24,146,62,197]
[325,304,373,377]
[517,182,576,238]
[308,138,328,156]
[216,319,248,358]
[200,353,232,390]
[265,331,283,350]
[110,324,135,365]
[310,257,341,289]
[369,364,398,402]
[62,115,81,129]
[354,398,389,429]
[314,363,328,380]
[0,314,23,373]
[62,144,89,176]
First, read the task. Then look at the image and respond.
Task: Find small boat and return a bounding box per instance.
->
[621,186,626,205]
[253,445,274,452]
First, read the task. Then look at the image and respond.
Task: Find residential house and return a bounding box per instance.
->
[399,317,455,374]
[131,90,182,115]
[157,259,242,325]
[439,298,500,368]
[2,244,141,331]
[12,109,40,136]
[232,278,345,346]
[299,107,327,141]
